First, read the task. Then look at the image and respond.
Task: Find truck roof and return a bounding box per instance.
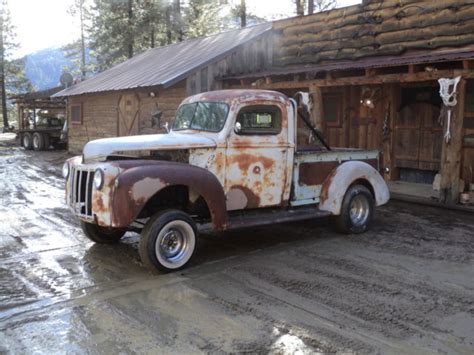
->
[182,89,289,106]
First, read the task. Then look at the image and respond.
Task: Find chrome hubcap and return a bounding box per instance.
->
[349,195,370,226]
[155,220,195,269]
[33,136,39,148]
[160,229,184,258]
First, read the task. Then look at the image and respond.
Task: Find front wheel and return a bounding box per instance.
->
[334,184,374,234]
[139,210,197,272]
[81,221,125,244]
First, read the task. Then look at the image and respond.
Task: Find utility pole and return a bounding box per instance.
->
[240,0,246,28]
[79,0,86,79]
[308,0,314,14]
[127,0,134,58]
[0,17,7,129]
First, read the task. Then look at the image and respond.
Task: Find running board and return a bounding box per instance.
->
[198,207,331,233]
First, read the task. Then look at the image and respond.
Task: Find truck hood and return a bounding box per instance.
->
[83,131,216,162]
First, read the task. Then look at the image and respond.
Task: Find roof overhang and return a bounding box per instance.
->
[221,47,474,81]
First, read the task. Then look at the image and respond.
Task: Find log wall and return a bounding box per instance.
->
[273,0,474,67]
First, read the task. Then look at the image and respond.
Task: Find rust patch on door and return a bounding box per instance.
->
[227,153,275,172]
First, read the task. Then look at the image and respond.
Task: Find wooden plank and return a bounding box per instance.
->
[348,86,358,147]
[439,79,467,204]
[248,69,474,90]
[310,86,323,130]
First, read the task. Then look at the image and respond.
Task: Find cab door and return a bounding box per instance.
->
[225,102,290,211]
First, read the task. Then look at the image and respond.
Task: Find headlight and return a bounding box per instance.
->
[62,162,70,179]
[94,169,104,190]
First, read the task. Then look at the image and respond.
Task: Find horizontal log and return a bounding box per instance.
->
[274,0,423,30]
[248,69,474,89]
[278,6,474,48]
[275,33,474,66]
[276,0,472,35]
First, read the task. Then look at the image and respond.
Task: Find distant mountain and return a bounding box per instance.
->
[25,47,75,90]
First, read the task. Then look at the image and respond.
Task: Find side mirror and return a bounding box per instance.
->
[234,121,242,134]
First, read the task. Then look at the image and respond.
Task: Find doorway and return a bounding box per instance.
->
[394,86,442,183]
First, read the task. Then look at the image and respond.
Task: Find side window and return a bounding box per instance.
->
[235,105,282,135]
[71,104,83,125]
[322,94,342,128]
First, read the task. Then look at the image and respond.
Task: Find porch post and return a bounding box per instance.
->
[439,78,466,204]
[310,86,323,130]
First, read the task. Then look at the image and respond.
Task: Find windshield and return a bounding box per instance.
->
[172,102,229,132]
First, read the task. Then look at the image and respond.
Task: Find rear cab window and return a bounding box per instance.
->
[235,105,282,135]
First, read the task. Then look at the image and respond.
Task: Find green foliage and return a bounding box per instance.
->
[185,0,223,38]
[84,0,271,73]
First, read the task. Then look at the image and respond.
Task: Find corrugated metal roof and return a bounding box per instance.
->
[54,23,272,97]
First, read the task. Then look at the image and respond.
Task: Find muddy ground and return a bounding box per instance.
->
[0,133,473,354]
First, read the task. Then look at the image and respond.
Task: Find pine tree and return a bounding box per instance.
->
[0,0,19,129]
[88,0,141,71]
[65,0,91,79]
[185,0,223,38]
[295,0,336,15]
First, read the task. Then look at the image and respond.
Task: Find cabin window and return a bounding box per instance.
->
[70,104,83,125]
[235,105,282,135]
[322,94,342,127]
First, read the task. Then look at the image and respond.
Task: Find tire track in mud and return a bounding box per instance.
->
[1,141,474,353]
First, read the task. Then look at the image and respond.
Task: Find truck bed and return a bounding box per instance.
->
[291,148,379,206]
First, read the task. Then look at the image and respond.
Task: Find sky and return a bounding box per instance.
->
[8,0,361,58]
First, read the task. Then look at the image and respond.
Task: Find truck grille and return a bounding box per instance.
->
[70,166,94,219]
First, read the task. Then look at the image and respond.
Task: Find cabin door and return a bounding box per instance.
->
[394,102,442,171]
[118,93,140,136]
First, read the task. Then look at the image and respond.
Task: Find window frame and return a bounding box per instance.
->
[234,104,283,136]
[172,101,230,133]
[70,103,83,125]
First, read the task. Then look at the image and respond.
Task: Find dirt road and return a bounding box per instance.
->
[1,134,473,354]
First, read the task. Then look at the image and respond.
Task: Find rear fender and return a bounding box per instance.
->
[319,161,390,215]
[112,161,228,230]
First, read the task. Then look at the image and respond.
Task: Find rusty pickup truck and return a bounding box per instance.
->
[63,90,389,272]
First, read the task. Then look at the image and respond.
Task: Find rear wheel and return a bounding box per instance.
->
[81,221,125,244]
[335,184,374,234]
[32,132,44,151]
[22,133,33,150]
[139,210,197,272]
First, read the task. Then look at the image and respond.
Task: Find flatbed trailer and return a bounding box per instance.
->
[19,126,65,151]
[11,85,67,151]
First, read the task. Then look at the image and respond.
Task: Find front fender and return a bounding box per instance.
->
[319,161,390,215]
[111,161,228,230]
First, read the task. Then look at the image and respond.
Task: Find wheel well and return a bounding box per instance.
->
[351,179,375,199]
[137,185,211,221]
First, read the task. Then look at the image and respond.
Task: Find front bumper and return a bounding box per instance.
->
[65,157,121,227]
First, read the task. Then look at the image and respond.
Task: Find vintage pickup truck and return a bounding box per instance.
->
[63,90,389,272]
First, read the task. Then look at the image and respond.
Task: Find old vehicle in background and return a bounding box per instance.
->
[63,90,389,272]
[19,110,67,151]
[12,86,67,151]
